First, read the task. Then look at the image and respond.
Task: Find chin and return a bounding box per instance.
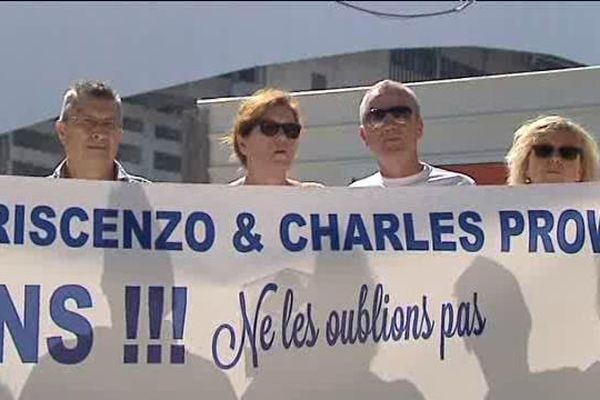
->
[270,156,292,166]
[383,138,404,145]
[84,155,113,166]
[380,146,406,155]
[85,148,110,156]
[87,154,111,161]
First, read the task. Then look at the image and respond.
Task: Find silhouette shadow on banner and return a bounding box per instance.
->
[242,250,425,400]
[19,183,236,400]
[454,256,595,400]
[0,383,13,400]
[582,256,600,391]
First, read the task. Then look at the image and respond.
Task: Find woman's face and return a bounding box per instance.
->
[525,130,583,184]
[239,105,301,173]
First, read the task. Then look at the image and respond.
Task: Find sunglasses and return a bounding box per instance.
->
[531,144,582,160]
[257,120,302,139]
[365,105,413,125]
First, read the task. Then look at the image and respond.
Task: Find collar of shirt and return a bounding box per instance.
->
[50,159,148,183]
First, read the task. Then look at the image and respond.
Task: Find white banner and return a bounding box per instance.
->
[0,176,599,399]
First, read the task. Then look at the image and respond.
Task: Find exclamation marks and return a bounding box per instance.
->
[171,287,187,364]
[123,285,188,364]
[124,286,141,364]
[147,286,164,363]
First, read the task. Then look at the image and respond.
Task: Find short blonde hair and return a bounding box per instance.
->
[223,88,300,166]
[505,115,600,185]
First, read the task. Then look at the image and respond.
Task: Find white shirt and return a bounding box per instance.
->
[229,176,324,187]
[349,162,475,187]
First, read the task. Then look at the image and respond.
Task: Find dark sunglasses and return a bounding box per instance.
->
[257,120,302,139]
[366,105,413,124]
[531,144,582,160]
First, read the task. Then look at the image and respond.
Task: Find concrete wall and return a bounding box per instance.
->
[201,66,600,186]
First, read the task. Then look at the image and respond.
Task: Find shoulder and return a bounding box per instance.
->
[115,161,151,183]
[124,174,151,183]
[47,159,67,179]
[427,165,476,186]
[290,180,325,188]
[348,172,382,187]
[228,176,246,186]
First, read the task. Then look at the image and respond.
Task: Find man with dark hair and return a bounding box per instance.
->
[350,79,474,187]
[50,80,149,182]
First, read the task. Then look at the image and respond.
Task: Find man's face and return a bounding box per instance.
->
[359,89,423,158]
[56,96,122,170]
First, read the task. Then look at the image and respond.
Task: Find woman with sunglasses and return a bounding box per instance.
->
[225,88,323,187]
[506,115,599,184]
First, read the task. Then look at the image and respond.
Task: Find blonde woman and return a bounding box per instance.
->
[506,115,599,184]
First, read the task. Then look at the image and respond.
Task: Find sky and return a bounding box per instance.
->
[1,1,599,133]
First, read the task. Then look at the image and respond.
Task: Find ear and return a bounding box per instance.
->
[359,126,369,147]
[115,127,123,144]
[524,155,533,183]
[238,135,248,157]
[416,115,424,140]
[55,121,68,145]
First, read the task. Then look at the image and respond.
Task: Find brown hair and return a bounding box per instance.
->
[223,88,300,166]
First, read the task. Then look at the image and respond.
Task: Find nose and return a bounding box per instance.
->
[548,154,562,162]
[90,128,109,142]
[546,156,564,169]
[274,129,288,141]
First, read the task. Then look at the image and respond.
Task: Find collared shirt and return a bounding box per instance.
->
[49,159,150,183]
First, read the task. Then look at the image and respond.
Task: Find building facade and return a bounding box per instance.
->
[0,46,582,183]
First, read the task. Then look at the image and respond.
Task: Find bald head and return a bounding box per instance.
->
[359,80,421,125]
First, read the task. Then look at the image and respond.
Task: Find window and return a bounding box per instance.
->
[155,125,182,142]
[238,68,257,83]
[390,49,437,82]
[530,54,580,71]
[439,56,482,79]
[153,152,181,173]
[118,143,142,164]
[0,135,9,174]
[390,48,485,82]
[224,67,265,84]
[123,117,145,133]
[12,129,62,154]
[311,73,327,90]
[12,161,52,177]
